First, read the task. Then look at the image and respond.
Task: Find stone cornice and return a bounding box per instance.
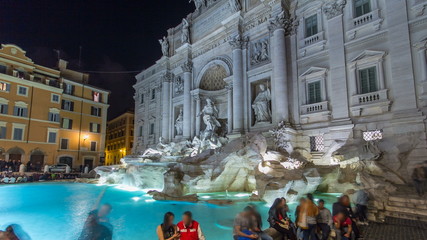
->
[323,0,347,20]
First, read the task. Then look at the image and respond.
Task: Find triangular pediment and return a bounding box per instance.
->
[299,67,328,78]
[351,50,386,62]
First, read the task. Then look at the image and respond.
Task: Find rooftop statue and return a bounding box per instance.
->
[159,36,169,57]
[181,19,190,44]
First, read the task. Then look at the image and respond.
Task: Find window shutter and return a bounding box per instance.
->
[69,119,73,129]
[1,104,8,114]
[368,67,377,92]
[61,100,65,109]
[13,106,18,116]
[48,112,52,121]
[23,108,28,117]
[71,85,75,95]
[90,123,93,132]
[98,108,102,117]
[0,127,6,139]
[6,83,10,92]
[360,69,369,94]
[70,102,74,111]
[91,106,94,115]
[97,124,100,133]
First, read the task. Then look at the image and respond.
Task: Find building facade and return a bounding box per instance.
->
[133,0,427,168]
[0,44,110,171]
[105,111,134,165]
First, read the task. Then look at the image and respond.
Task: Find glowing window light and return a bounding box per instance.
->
[363,130,383,141]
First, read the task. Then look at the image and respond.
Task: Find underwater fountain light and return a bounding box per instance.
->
[132,197,141,202]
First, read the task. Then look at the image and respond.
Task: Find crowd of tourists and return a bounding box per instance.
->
[0,172,79,184]
[0,159,23,172]
[154,191,369,240]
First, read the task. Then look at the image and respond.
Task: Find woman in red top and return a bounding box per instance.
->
[333,212,352,240]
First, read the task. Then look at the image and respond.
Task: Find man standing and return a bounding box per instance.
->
[354,189,369,224]
[317,199,332,240]
[412,163,426,197]
[177,211,205,240]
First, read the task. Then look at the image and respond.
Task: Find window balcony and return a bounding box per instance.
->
[350,89,390,116]
[300,101,331,124]
[299,31,326,57]
[347,9,383,40]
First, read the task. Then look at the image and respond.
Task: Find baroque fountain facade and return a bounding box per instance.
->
[98,0,427,221]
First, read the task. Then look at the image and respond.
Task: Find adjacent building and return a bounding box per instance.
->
[133,0,427,171]
[0,44,110,170]
[105,111,134,165]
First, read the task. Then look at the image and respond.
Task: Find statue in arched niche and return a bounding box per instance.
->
[175,108,184,136]
[252,84,272,123]
[198,98,221,133]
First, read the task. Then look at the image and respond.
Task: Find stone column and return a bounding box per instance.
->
[323,1,350,120]
[226,84,233,134]
[161,73,172,141]
[269,11,289,124]
[229,35,247,133]
[181,60,193,139]
[194,95,201,136]
[418,47,427,82]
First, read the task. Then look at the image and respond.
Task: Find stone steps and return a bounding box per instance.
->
[384,195,427,222]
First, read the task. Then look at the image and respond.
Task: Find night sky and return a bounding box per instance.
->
[0,0,193,119]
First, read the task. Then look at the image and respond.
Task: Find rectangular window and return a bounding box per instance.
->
[150,123,155,135]
[140,94,144,104]
[64,84,74,95]
[90,141,97,151]
[13,128,23,141]
[17,86,28,96]
[0,104,8,114]
[0,82,10,92]
[61,100,74,111]
[48,112,60,122]
[51,94,60,103]
[308,81,322,104]
[60,139,69,149]
[310,135,324,152]
[305,14,318,38]
[90,123,100,133]
[359,66,377,94]
[61,118,73,129]
[0,126,6,139]
[354,0,371,17]
[92,91,102,102]
[48,131,57,143]
[151,89,156,100]
[91,106,102,117]
[139,126,143,137]
[14,107,27,117]
[0,65,6,74]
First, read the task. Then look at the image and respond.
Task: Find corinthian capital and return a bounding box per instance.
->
[323,0,347,20]
[268,11,292,33]
[229,35,249,50]
[161,72,174,83]
[181,60,193,73]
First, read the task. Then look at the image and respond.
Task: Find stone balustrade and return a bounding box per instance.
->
[352,89,388,105]
[353,9,380,28]
[301,101,329,115]
[301,31,324,48]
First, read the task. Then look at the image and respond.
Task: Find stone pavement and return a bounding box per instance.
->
[362,217,427,240]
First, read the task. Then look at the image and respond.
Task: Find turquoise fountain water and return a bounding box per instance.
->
[0,183,339,240]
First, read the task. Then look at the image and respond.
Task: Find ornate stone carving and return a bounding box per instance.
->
[175,108,184,136]
[181,18,190,44]
[161,72,174,82]
[228,0,241,12]
[181,60,193,73]
[251,39,270,65]
[174,76,184,94]
[159,36,169,57]
[252,84,272,124]
[268,11,292,33]
[228,35,249,50]
[323,0,347,20]
[200,64,227,91]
